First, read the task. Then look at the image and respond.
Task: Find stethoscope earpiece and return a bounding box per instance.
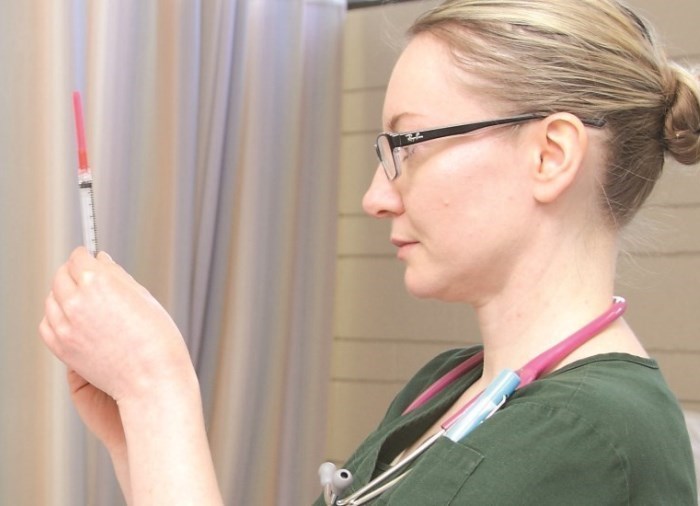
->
[319,462,354,505]
[332,468,354,496]
[319,462,337,486]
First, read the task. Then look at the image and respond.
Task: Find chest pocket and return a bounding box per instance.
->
[375,437,484,505]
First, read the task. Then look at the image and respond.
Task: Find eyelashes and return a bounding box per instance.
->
[400,145,419,163]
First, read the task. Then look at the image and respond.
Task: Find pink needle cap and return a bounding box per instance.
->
[72,91,89,172]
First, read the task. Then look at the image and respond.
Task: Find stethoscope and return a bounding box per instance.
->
[319,297,627,506]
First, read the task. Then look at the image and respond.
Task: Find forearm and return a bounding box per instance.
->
[118,369,223,506]
[109,444,132,505]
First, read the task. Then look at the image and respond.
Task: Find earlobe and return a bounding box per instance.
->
[532,113,588,204]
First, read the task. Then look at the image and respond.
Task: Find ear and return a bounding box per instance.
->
[530,113,588,204]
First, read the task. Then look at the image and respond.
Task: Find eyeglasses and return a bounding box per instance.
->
[374,113,606,181]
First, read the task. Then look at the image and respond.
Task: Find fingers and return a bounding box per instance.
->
[40,248,104,361]
[50,261,89,329]
[61,248,129,300]
[39,290,72,361]
[51,263,77,302]
[75,248,134,286]
[38,315,57,351]
[66,247,99,287]
[97,251,115,264]
[44,290,66,331]
[67,368,91,395]
[40,290,71,359]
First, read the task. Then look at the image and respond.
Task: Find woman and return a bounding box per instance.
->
[315,1,699,504]
[40,0,699,504]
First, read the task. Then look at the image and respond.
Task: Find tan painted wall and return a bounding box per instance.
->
[327,0,700,463]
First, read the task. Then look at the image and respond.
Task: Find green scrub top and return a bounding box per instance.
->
[315,347,697,505]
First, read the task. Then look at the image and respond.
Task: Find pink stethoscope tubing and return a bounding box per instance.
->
[403,296,627,431]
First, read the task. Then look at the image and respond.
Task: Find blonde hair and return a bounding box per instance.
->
[409,0,700,226]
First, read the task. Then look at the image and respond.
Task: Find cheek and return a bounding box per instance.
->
[425,156,494,220]
[410,141,531,238]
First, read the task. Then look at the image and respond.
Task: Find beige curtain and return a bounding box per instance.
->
[0,0,345,504]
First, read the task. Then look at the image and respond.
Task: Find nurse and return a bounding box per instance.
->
[40,0,699,504]
[320,0,699,503]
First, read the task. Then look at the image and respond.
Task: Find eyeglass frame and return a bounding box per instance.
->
[374,113,607,181]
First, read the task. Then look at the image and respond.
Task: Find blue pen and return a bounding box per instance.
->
[444,369,521,442]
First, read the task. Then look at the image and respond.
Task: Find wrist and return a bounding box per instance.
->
[117,361,202,424]
[113,336,198,405]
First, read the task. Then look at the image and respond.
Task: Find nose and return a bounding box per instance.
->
[362,165,404,218]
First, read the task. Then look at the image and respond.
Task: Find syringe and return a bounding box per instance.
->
[72,91,99,256]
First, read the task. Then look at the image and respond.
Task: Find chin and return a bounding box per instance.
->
[403,268,474,303]
[403,271,456,301]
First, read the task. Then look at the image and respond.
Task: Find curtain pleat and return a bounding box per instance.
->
[0,0,345,504]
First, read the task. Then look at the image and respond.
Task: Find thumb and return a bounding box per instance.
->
[97,251,115,264]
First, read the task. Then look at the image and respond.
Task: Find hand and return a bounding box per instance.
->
[39,247,193,403]
[40,248,211,504]
[67,368,125,451]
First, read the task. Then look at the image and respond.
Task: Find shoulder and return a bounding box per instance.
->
[456,354,697,504]
[515,353,686,444]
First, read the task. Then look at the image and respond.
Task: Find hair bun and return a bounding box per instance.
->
[664,64,700,165]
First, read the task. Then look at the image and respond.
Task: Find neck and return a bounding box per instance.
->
[472,227,646,383]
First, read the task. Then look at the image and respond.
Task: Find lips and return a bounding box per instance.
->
[391,238,419,259]
[391,238,418,248]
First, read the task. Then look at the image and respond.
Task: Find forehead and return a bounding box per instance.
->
[383,33,496,131]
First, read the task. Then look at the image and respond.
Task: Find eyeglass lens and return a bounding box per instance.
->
[376,135,397,180]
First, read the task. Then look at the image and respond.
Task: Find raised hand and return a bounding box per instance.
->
[39,247,192,403]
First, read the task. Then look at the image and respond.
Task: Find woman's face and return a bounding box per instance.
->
[363,33,541,304]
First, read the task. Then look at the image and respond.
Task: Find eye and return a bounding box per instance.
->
[400,145,418,162]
